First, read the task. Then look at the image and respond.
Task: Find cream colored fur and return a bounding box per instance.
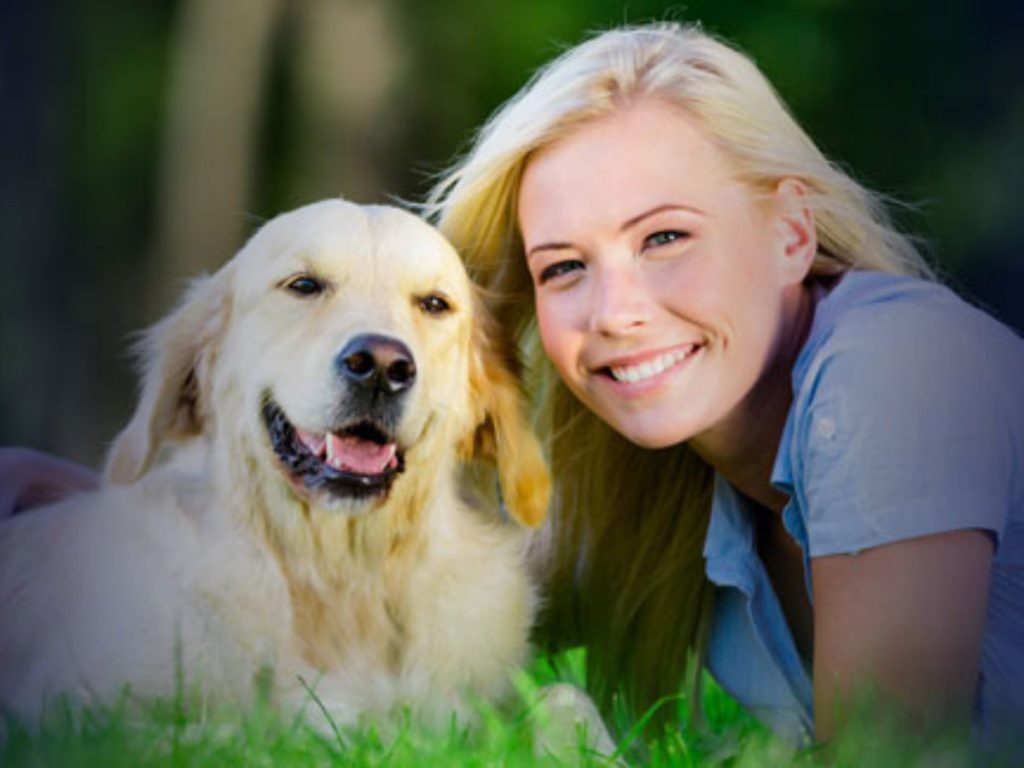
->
[0,199,552,731]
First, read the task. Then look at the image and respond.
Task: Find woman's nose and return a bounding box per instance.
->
[588,263,650,336]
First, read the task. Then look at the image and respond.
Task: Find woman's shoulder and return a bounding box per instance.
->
[794,270,1024,407]
[775,270,1024,557]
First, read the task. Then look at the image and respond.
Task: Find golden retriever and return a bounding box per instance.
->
[0,199,553,732]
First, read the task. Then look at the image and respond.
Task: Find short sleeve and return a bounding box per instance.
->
[783,300,1020,558]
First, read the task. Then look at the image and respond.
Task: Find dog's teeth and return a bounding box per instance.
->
[325,434,342,469]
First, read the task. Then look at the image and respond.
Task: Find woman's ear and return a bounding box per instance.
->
[103,266,233,485]
[460,291,551,528]
[772,178,817,285]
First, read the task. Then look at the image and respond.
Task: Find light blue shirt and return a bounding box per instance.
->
[702,271,1024,754]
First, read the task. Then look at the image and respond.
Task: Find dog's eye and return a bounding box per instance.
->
[285,275,324,297]
[418,294,451,316]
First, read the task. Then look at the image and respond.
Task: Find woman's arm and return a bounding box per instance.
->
[0,447,99,518]
[811,528,993,740]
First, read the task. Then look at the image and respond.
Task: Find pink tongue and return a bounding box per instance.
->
[324,433,396,475]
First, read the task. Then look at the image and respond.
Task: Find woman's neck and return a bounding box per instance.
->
[691,283,816,515]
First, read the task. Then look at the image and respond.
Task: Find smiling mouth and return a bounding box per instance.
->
[600,343,702,384]
[261,398,404,501]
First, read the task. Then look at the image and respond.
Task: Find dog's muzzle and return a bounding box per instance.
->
[261,335,419,503]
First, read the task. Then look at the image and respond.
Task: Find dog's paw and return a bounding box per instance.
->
[530,683,622,765]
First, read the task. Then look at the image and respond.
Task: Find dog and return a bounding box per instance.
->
[0,199,553,733]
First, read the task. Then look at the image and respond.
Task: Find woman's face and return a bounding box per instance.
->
[517,99,814,450]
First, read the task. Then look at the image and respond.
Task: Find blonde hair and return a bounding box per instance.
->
[424,22,932,726]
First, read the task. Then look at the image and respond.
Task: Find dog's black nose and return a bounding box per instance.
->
[336,334,416,395]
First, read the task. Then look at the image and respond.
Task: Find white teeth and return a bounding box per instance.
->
[610,347,695,383]
[325,434,340,468]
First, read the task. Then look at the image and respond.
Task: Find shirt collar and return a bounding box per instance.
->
[703,474,758,590]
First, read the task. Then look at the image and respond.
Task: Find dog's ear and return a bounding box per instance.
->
[461,292,550,528]
[103,267,233,485]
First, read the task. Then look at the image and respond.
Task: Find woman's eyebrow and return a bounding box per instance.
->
[525,203,706,260]
[525,241,574,260]
[620,203,705,232]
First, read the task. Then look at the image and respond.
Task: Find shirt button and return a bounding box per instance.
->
[815,417,836,439]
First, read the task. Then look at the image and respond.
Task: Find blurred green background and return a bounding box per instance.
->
[2,0,1021,465]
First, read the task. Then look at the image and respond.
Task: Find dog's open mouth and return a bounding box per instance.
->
[262,399,404,500]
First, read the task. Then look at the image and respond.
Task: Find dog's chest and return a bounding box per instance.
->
[278,527,531,705]
[286,574,406,674]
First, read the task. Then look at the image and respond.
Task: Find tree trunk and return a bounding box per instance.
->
[149,0,283,316]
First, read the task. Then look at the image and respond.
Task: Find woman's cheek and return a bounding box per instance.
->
[536,295,577,372]
[535,296,561,355]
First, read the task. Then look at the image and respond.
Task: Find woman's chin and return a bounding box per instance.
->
[598,410,699,450]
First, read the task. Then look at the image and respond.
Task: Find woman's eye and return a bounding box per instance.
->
[284,275,324,297]
[418,293,451,316]
[643,230,689,249]
[538,259,584,285]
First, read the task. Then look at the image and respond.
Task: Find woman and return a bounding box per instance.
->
[424,22,1023,751]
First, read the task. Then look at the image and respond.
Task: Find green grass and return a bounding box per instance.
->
[0,651,1004,767]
